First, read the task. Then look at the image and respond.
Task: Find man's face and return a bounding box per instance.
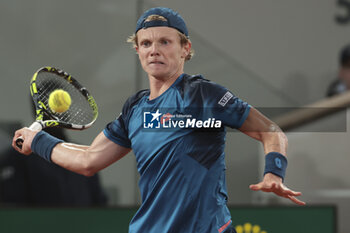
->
[135,27,190,80]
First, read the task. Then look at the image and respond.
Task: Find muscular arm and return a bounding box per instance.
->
[51,132,131,176]
[238,107,288,155]
[238,107,305,205]
[12,129,131,177]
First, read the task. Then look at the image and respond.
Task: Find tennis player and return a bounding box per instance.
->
[13,7,305,233]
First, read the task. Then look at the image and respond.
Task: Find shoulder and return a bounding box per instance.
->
[178,74,232,100]
[180,73,214,88]
[122,89,150,114]
[176,74,227,98]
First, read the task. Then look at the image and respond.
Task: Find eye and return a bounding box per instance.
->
[141,40,151,47]
[161,39,169,45]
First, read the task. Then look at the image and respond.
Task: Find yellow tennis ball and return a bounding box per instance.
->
[48,89,71,113]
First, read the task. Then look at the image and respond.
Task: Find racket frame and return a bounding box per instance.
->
[15,66,98,149]
[30,66,98,130]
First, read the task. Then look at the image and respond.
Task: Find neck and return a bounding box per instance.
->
[148,71,183,100]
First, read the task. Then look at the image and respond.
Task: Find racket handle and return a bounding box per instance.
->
[15,122,43,149]
[15,137,24,149]
[28,121,43,131]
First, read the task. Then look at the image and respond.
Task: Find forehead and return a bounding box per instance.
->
[136,26,179,40]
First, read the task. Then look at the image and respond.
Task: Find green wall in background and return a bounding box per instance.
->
[0,206,335,233]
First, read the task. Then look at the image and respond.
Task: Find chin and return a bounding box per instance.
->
[147,70,168,79]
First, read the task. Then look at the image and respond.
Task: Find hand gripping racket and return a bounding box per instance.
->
[16,66,98,149]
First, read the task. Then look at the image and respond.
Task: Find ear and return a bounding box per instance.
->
[182,41,192,58]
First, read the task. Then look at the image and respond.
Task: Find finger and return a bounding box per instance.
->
[252,181,279,191]
[287,195,306,206]
[249,183,263,191]
[11,140,17,151]
[13,128,24,141]
[12,129,31,155]
[283,189,302,197]
[279,185,303,197]
[270,182,277,190]
[13,131,21,143]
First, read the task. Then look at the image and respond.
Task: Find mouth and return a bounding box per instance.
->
[149,61,165,65]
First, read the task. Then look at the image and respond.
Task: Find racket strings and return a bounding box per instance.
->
[35,72,96,125]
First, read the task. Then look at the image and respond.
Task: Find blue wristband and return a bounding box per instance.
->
[31,131,63,163]
[263,152,288,181]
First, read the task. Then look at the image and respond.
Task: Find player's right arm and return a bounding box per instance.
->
[52,132,131,176]
[12,129,131,176]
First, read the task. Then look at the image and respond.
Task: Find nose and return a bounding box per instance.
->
[150,43,160,57]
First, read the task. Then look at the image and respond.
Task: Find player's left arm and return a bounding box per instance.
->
[238,107,306,205]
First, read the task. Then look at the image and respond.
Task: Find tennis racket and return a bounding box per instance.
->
[15,66,98,149]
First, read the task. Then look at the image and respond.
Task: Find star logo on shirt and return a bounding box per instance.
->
[151,109,162,122]
[143,109,163,129]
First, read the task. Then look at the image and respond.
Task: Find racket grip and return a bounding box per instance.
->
[15,122,43,149]
[28,121,43,131]
[15,137,24,149]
